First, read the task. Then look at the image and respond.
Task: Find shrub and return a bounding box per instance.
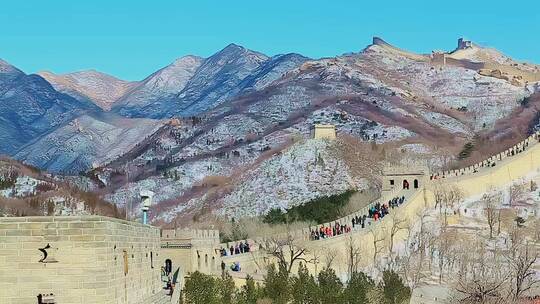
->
[317,267,343,303]
[290,263,318,304]
[0,170,18,190]
[35,183,55,193]
[343,272,375,304]
[263,264,290,304]
[381,270,411,304]
[181,267,411,304]
[458,142,475,160]
[263,190,356,225]
[219,272,236,304]
[183,271,220,304]
[519,96,530,107]
[236,275,262,304]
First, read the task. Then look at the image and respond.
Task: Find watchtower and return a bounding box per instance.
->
[313,124,337,140]
[381,165,428,195]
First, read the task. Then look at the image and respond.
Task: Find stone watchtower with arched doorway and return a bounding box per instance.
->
[381,165,428,195]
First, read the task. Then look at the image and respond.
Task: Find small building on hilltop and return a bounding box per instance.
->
[313,124,336,140]
[457,38,473,50]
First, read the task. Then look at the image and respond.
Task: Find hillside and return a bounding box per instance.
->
[113,44,309,118]
[0,157,120,217]
[113,55,204,117]
[92,38,540,225]
[2,38,539,225]
[15,114,165,174]
[0,59,100,155]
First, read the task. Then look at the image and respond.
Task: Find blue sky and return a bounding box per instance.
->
[1,0,539,80]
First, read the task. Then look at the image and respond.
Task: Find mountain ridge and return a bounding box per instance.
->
[2,38,540,223]
[38,69,138,110]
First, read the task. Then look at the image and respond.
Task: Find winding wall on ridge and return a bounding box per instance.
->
[221,132,540,278]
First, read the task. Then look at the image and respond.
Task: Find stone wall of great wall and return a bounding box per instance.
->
[1,132,540,300]
[206,132,540,278]
[432,131,540,180]
[0,216,161,304]
[160,228,221,276]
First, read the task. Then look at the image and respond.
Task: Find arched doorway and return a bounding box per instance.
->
[413,179,419,189]
[165,259,172,276]
[403,179,409,190]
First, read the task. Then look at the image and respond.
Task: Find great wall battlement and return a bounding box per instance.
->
[432,131,540,179]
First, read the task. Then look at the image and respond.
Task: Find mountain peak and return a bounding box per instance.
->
[171,55,204,67]
[215,43,268,60]
[37,69,137,110]
[223,43,245,51]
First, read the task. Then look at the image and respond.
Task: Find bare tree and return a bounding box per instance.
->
[433,183,464,225]
[399,232,428,290]
[437,227,457,283]
[369,227,386,265]
[309,248,323,274]
[433,182,446,212]
[508,182,526,207]
[388,213,409,256]
[264,232,313,275]
[446,186,464,211]
[397,210,432,289]
[505,240,540,300]
[454,241,510,302]
[499,208,518,235]
[323,248,339,270]
[532,218,540,243]
[482,191,502,238]
[345,236,361,279]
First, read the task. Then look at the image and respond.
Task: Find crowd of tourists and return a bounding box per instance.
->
[309,195,405,241]
[220,241,251,256]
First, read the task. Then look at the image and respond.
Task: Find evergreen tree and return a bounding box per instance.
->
[290,263,318,304]
[47,200,55,216]
[183,271,220,304]
[218,272,236,304]
[317,267,344,304]
[381,270,411,304]
[236,275,261,304]
[264,264,290,304]
[343,271,375,304]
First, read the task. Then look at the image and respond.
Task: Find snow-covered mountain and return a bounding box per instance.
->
[0,59,100,155]
[15,114,164,174]
[0,156,119,217]
[0,59,163,174]
[38,70,137,110]
[113,55,204,117]
[3,38,540,225]
[237,53,310,92]
[113,44,309,118]
[97,38,540,224]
